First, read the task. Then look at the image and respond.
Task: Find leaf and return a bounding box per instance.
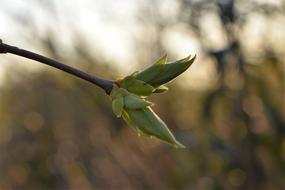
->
[110,84,130,98]
[112,96,124,117]
[148,55,196,87]
[124,94,153,109]
[125,79,155,96]
[135,54,167,82]
[122,111,144,136]
[153,85,168,93]
[119,75,136,88]
[122,110,134,128]
[110,84,121,99]
[125,107,185,148]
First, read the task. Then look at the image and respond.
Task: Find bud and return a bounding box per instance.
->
[124,94,153,109]
[135,54,167,83]
[124,107,185,148]
[119,75,155,97]
[117,54,196,96]
[141,54,196,87]
[109,54,196,148]
[112,95,124,117]
[153,85,168,93]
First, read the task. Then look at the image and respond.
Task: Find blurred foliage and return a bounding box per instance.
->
[0,0,284,189]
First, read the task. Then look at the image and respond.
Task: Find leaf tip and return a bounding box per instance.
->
[156,54,168,65]
[173,141,186,149]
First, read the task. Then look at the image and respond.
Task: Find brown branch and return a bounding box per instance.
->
[0,40,114,94]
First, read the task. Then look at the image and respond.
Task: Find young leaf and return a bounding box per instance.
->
[153,85,168,93]
[112,96,124,117]
[119,75,136,88]
[124,79,155,96]
[124,94,153,109]
[122,110,134,128]
[110,84,122,99]
[135,54,167,82]
[148,55,196,87]
[125,107,185,148]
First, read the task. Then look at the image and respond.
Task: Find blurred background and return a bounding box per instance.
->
[0,0,284,189]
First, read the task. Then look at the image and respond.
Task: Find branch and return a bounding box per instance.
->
[0,39,114,94]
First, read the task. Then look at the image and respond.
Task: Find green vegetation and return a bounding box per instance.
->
[112,55,195,147]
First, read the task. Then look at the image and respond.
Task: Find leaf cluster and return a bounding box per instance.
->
[110,54,196,148]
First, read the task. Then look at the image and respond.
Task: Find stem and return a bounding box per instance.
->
[0,41,114,94]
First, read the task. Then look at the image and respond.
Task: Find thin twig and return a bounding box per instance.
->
[0,40,114,94]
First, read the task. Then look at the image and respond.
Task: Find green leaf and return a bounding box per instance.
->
[153,85,168,93]
[148,55,196,87]
[124,79,155,96]
[124,107,185,148]
[112,96,124,117]
[122,111,145,136]
[122,110,134,128]
[135,54,167,82]
[110,84,121,99]
[124,94,153,109]
[110,84,129,98]
[119,75,136,88]
[118,74,155,96]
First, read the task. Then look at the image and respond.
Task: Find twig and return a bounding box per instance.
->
[0,40,114,94]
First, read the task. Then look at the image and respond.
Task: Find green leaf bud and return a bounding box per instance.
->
[148,55,196,87]
[110,54,196,148]
[124,107,185,148]
[112,95,124,117]
[153,85,168,93]
[127,81,154,96]
[135,54,167,82]
[124,94,153,109]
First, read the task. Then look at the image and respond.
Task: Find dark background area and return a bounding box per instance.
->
[0,0,284,189]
